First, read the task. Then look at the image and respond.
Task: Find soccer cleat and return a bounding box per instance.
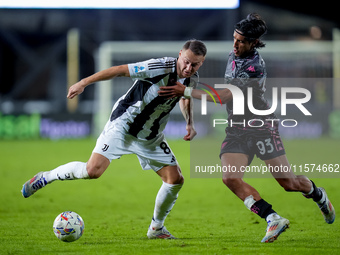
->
[22,172,47,198]
[261,217,290,243]
[317,188,335,224]
[147,226,176,239]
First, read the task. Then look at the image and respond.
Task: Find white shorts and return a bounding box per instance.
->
[92,129,178,172]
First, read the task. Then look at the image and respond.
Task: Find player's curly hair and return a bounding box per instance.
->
[235,13,267,49]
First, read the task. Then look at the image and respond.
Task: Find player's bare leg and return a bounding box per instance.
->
[147,165,184,239]
[221,153,261,200]
[156,164,184,185]
[221,153,289,243]
[265,155,311,193]
[266,155,335,224]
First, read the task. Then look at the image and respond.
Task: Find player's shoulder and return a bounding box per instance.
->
[143,57,177,76]
[243,50,265,77]
[248,50,265,67]
[129,57,176,78]
[146,57,176,70]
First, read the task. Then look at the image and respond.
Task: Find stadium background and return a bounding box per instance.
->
[1,1,340,254]
[1,1,340,140]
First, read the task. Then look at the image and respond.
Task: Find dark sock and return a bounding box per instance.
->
[306,180,323,202]
[250,199,276,219]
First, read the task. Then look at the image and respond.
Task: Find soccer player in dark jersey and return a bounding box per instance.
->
[159,14,335,243]
[22,39,206,239]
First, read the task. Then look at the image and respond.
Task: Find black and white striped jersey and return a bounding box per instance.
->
[109,57,193,140]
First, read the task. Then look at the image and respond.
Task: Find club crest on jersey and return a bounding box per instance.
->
[102,144,109,152]
[134,65,145,73]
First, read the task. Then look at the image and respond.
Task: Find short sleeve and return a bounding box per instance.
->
[128,57,176,80]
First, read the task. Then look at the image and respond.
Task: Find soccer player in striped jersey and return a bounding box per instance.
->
[22,39,206,239]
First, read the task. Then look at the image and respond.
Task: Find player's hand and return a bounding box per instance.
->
[183,124,197,141]
[158,81,186,99]
[67,81,86,99]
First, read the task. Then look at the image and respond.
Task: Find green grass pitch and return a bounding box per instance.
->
[0,138,339,254]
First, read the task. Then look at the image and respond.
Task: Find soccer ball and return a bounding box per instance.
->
[53,211,85,242]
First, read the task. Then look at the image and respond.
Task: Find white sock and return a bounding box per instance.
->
[43,161,89,183]
[150,182,183,229]
[266,213,281,223]
[304,185,314,196]
[244,195,256,211]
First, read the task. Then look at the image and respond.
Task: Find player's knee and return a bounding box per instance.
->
[86,163,106,179]
[168,174,184,185]
[177,175,184,184]
[279,178,299,192]
[158,165,184,184]
[86,153,110,179]
[222,177,238,188]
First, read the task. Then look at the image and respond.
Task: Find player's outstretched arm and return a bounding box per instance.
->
[158,82,232,103]
[67,65,130,99]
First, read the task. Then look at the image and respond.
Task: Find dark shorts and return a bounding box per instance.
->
[220,126,286,165]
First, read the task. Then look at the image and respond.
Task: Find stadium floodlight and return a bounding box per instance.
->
[0,0,239,9]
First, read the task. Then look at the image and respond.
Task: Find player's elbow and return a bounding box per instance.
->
[219,89,232,104]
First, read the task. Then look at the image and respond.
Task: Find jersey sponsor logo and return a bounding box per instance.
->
[154,98,178,111]
[128,95,179,140]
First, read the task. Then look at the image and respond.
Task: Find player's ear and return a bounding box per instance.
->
[251,39,259,49]
[199,57,205,68]
[179,50,182,58]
